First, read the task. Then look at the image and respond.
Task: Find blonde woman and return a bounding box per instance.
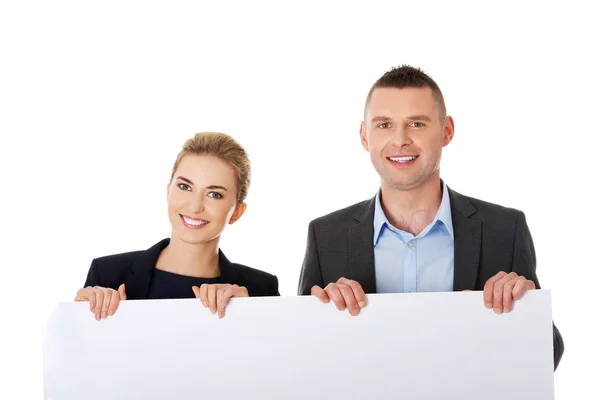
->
[75,132,279,319]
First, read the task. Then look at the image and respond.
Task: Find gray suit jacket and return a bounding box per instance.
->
[298,187,564,370]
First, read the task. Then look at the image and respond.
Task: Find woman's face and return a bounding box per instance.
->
[167,153,246,246]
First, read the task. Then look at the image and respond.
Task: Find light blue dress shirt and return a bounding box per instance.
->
[373,184,455,293]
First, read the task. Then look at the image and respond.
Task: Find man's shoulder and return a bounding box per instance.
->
[309,198,374,228]
[450,189,523,222]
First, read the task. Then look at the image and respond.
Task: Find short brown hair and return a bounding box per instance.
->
[365,65,447,121]
[170,132,251,203]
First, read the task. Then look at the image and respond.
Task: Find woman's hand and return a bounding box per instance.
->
[74,284,127,320]
[192,284,248,319]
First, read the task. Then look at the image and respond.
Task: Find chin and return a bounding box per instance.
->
[177,232,220,246]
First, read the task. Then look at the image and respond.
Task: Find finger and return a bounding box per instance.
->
[338,278,367,308]
[325,284,346,311]
[218,287,235,319]
[101,289,112,319]
[232,285,248,298]
[86,288,96,313]
[75,287,95,312]
[192,285,201,299]
[502,277,521,313]
[512,278,535,300]
[338,284,360,316]
[199,284,209,308]
[310,285,330,303]
[492,272,518,314]
[483,271,507,309]
[118,284,127,300]
[108,289,121,316]
[93,287,104,320]
[208,285,217,314]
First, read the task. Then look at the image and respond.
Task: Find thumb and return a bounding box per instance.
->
[118,283,127,300]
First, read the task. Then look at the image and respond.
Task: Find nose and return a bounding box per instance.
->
[391,126,412,147]
[189,194,205,214]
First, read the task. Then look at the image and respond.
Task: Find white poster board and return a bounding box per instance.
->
[43,291,555,399]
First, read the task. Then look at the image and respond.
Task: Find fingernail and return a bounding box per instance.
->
[201,300,207,307]
[102,312,107,319]
[95,313,100,320]
[211,307,216,314]
[350,309,359,316]
[219,311,224,319]
[504,307,510,313]
[359,301,366,308]
[108,309,114,316]
[485,303,492,309]
[494,308,502,314]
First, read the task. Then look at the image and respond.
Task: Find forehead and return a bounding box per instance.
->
[175,154,237,187]
[366,87,439,120]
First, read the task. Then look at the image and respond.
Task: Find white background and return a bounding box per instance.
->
[0,1,598,398]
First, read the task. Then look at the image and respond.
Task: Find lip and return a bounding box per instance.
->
[179,214,209,229]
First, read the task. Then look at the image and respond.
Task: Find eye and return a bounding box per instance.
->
[409,122,425,128]
[378,122,391,129]
[178,183,192,191]
[208,192,223,199]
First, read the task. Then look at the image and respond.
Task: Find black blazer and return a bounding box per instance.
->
[298,187,564,370]
[84,238,279,298]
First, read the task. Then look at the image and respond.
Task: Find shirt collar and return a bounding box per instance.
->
[373,182,454,245]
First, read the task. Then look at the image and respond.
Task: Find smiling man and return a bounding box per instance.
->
[297,65,564,370]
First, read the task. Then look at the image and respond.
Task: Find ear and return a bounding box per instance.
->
[360,121,369,151]
[228,202,247,224]
[442,116,455,147]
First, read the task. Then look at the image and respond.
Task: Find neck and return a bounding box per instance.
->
[380,175,443,236]
[156,234,221,278]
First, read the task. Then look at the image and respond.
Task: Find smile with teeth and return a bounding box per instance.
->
[180,215,209,228]
[388,155,418,163]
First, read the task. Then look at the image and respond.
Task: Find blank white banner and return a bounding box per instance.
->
[43,290,555,399]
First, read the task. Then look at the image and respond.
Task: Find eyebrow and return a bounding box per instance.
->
[370,115,433,123]
[370,116,392,123]
[207,185,227,191]
[175,177,228,191]
[407,115,432,122]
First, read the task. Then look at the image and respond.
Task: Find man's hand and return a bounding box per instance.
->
[483,271,535,313]
[311,278,367,316]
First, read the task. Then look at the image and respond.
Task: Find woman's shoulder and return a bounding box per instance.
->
[92,249,143,265]
[228,262,279,296]
[92,239,168,268]
[86,239,169,286]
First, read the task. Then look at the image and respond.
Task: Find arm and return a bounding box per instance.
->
[297,221,324,295]
[512,211,564,371]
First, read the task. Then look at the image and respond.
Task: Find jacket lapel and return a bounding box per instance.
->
[124,239,170,300]
[349,197,377,293]
[448,188,482,291]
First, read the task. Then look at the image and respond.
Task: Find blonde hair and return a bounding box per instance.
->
[170,132,251,203]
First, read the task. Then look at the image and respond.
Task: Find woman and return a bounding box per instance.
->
[75,132,279,319]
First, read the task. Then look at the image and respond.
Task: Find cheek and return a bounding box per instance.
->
[367,135,384,152]
[215,203,237,222]
[167,193,185,213]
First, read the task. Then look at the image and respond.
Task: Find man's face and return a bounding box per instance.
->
[360,86,454,191]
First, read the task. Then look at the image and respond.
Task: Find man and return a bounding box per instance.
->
[298,65,564,370]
